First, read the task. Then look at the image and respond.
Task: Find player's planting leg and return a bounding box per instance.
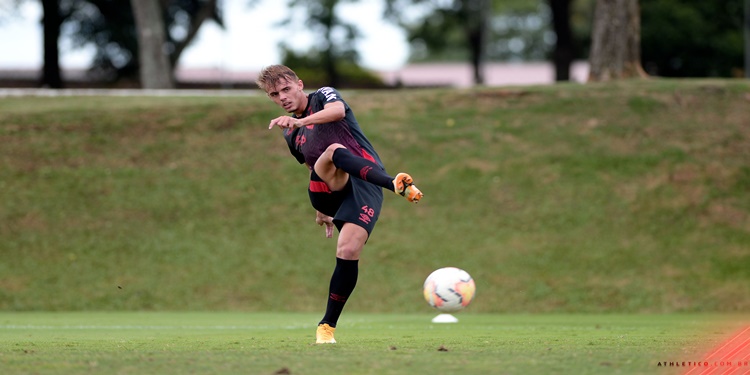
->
[317,258,358,344]
[316,223,366,344]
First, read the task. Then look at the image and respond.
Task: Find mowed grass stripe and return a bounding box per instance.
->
[1,312,748,375]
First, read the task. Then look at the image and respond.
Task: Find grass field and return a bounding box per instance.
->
[2,79,749,313]
[1,312,747,375]
[1,79,750,373]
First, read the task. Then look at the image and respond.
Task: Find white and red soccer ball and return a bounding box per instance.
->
[423,267,476,313]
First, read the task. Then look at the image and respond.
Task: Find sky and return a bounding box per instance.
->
[0,0,411,72]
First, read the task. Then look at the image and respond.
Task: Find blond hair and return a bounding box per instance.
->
[256,65,300,92]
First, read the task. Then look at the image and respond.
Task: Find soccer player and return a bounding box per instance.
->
[256,65,423,344]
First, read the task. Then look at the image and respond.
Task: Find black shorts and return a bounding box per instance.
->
[308,170,383,236]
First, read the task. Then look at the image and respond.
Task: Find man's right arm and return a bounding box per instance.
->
[295,101,345,127]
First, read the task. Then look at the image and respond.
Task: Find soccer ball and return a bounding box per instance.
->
[423,267,476,313]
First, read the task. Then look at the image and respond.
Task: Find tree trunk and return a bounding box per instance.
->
[320,0,340,88]
[40,0,63,88]
[465,0,489,85]
[549,0,574,82]
[745,0,750,78]
[588,0,648,82]
[130,0,174,89]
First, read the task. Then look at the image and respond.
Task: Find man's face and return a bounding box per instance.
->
[266,78,305,114]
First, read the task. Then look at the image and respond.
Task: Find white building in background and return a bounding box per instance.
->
[377,62,590,88]
[173,62,590,88]
[0,62,590,90]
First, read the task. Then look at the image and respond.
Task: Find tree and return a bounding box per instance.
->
[465,0,491,84]
[385,0,492,85]
[487,7,550,63]
[386,0,571,85]
[282,0,360,88]
[4,0,74,88]
[6,0,222,88]
[131,0,173,89]
[746,0,749,77]
[165,0,224,68]
[587,0,647,81]
[548,0,574,81]
[67,0,139,81]
[640,0,744,77]
[65,0,223,85]
[279,0,385,88]
[40,0,64,88]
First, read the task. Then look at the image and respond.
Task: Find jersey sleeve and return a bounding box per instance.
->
[313,87,345,106]
[283,128,306,164]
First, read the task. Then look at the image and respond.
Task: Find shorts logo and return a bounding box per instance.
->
[359,205,375,224]
[359,166,372,181]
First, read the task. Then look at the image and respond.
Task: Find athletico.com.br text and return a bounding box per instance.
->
[657,361,750,368]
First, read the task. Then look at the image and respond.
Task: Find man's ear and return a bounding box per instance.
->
[298,79,304,92]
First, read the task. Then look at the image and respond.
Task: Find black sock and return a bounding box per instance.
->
[332,148,395,192]
[320,258,359,328]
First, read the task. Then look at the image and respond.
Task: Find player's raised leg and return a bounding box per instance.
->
[317,144,423,203]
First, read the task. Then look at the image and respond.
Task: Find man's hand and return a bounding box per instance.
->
[316,211,335,238]
[269,116,303,130]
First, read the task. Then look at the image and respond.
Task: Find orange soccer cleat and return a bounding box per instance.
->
[393,173,423,203]
[315,323,337,344]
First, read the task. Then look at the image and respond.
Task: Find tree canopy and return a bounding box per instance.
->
[58,0,223,83]
[1,0,746,88]
[641,0,745,77]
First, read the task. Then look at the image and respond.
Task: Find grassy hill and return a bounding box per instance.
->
[1,79,748,313]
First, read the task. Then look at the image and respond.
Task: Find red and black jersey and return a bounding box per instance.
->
[283,87,384,170]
